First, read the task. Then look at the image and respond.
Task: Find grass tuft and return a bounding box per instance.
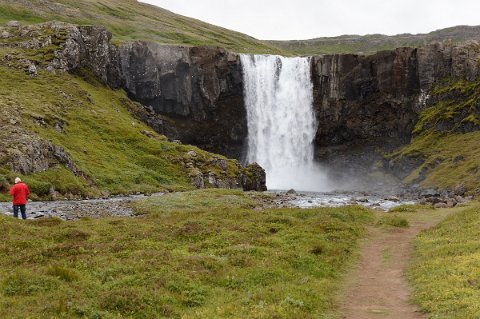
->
[376,214,410,228]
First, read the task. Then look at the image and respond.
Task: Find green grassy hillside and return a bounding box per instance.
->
[269,25,480,55]
[0,25,252,200]
[0,0,284,54]
[0,189,374,318]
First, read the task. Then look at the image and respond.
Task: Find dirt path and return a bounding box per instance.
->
[339,208,458,319]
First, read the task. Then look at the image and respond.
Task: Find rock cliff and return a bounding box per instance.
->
[0,22,266,194]
[312,42,480,147]
[311,42,480,185]
[51,25,246,159]
[8,22,480,190]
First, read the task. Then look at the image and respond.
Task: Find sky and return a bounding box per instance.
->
[139,0,480,40]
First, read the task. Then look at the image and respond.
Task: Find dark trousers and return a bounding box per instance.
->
[13,205,27,220]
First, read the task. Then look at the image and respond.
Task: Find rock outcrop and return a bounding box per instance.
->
[50,26,247,159]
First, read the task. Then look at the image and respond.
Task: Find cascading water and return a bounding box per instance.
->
[241,54,329,191]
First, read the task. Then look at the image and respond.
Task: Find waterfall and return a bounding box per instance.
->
[241,54,328,191]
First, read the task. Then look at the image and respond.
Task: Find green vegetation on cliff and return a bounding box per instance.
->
[0,189,374,318]
[409,201,480,318]
[0,59,246,198]
[0,0,284,54]
[268,25,480,55]
[388,78,480,193]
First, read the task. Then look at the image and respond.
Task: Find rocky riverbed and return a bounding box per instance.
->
[280,188,473,210]
[0,189,472,221]
[0,194,164,220]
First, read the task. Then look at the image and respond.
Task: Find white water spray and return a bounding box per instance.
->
[241,54,329,191]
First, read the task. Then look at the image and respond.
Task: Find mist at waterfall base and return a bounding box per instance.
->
[241,54,332,192]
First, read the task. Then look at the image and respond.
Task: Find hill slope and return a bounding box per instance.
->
[0,0,284,54]
[269,25,480,55]
[0,22,264,200]
[2,1,480,57]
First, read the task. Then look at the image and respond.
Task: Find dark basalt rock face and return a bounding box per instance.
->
[310,42,480,183]
[312,43,480,148]
[53,25,246,159]
[312,48,420,148]
[116,43,246,159]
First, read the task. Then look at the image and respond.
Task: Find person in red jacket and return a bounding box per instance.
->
[9,177,30,220]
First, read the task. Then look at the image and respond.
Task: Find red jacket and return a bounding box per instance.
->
[9,182,30,205]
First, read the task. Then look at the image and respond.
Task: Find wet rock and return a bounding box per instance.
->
[286,189,297,196]
[420,188,441,198]
[385,196,400,202]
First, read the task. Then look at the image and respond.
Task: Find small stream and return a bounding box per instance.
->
[280,191,416,211]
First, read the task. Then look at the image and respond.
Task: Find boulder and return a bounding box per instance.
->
[28,64,37,77]
[6,21,20,28]
[286,189,297,195]
[434,203,448,209]
[1,31,11,39]
[242,163,267,191]
[453,184,467,196]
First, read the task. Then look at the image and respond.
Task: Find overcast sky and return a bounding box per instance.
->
[139,0,480,40]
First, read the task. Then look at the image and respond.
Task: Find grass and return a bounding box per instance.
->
[0,0,285,54]
[0,189,374,318]
[388,204,433,213]
[387,78,480,192]
[376,214,410,228]
[408,201,480,318]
